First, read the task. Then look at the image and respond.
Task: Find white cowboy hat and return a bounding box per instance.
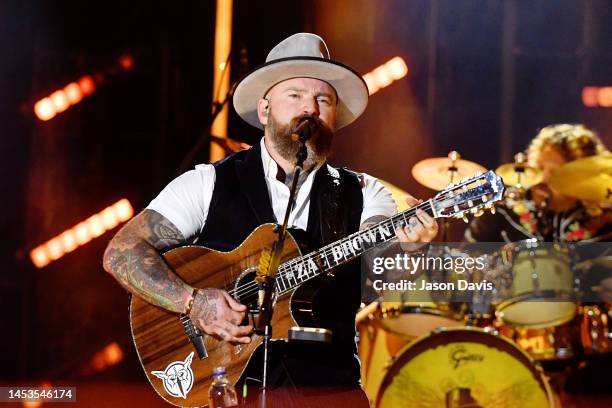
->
[232,33,369,130]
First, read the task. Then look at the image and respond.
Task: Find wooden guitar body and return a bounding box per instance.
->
[130,224,300,407]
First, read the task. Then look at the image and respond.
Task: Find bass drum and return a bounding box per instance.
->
[376,327,557,408]
[357,301,463,404]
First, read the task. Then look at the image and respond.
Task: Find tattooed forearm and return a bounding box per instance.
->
[103,209,193,313]
[360,215,388,231]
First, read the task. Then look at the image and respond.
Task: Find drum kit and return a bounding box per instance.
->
[357,151,612,408]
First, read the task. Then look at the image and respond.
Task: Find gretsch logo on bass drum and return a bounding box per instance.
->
[449,346,484,369]
[151,352,195,399]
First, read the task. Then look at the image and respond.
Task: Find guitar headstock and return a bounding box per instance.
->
[432,170,504,221]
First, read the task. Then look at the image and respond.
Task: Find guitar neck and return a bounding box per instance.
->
[274,200,436,295]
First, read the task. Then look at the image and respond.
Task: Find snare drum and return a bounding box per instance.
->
[376,327,557,408]
[490,239,577,328]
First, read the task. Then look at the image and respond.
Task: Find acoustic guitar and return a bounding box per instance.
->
[130,170,504,407]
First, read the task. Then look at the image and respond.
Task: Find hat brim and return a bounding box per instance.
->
[233,56,368,130]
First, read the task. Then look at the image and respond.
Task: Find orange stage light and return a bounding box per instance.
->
[59,231,78,253]
[118,54,134,71]
[385,57,409,80]
[34,98,57,121]
[50,90,69,112]
[33,76,96,121]
[103,342,124,366]
[100,207,119,229]
[73,222,91,245]
[582,86,599,107]
[113,198,134,221]
[582,86,612,108]
[78,75,96,96]
[29,199,134,268]
[362,56,409,96]
[64,82,83,104]
[31,247,50,268]
[33,53,135,121]
[88,342,125,373]
[598,86,612,107]
[46,238,64,261]
[86,215,105,238]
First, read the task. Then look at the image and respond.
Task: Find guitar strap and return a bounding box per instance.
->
[318,165,345,245]
[312,164,362,247]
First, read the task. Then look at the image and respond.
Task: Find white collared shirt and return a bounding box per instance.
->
[147,138,397,240]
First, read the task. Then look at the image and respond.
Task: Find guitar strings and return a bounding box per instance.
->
[225,204,425,300]
[225,177,491,300]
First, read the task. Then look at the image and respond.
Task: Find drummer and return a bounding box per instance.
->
[465,123,611,299]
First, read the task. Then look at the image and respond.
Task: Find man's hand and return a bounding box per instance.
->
[396,195,439,244]
[190,288,253,344]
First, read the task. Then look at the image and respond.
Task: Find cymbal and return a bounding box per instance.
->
[496,163,542,188]
[549,153,612,201]
[412,153,486,190]
[379,179,412,211]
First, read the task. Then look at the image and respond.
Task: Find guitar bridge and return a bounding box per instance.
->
[180,314,208,360]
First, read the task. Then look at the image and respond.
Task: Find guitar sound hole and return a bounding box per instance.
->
[234,268,260,314]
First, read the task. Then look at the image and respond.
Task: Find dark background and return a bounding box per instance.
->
[1,0,611,402]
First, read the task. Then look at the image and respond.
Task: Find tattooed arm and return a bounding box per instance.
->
[102,209,252,343]
[103,209,192,312]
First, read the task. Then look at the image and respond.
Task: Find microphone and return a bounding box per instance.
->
[291,118,317,143]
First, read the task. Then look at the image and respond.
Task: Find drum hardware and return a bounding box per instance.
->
[578,304,611,355]
[496,152,543,200]
[411,151,487,191]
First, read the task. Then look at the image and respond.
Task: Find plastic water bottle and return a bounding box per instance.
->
[208,366,238,407]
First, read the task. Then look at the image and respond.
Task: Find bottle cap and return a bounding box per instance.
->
[213,366,227,376]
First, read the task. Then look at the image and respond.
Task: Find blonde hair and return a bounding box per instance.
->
[527,123,607,166]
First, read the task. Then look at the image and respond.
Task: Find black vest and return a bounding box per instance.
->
[196,141,364,354]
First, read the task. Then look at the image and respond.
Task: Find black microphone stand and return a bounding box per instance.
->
[255,131,309,408]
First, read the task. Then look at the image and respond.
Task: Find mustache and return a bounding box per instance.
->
[289,115,332,139]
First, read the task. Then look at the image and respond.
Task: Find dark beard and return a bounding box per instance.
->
[266,111,334,168]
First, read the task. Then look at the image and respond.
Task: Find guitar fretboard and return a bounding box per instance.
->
[274,200,435,295]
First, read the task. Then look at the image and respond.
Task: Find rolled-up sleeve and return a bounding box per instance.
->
[360,173,397,224]
[147,164,215,240]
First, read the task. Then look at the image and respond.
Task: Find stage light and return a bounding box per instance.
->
[362,56,409,96]
[78,75,96,96]
[33,75,98,121]
[73,222,91,245]
[598,86,612,107]
[32,52,134,121]
[29,199,134,269]
[64,82,83,104]
[88,342,124,373]
[20,382,52,407]
[50,90,69,113]
[118,54,134,71]
[582,86,612,108]
[33,98,56,121]
[209,0,233,162]
[582,86,599,107]
[114,198,134,221]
